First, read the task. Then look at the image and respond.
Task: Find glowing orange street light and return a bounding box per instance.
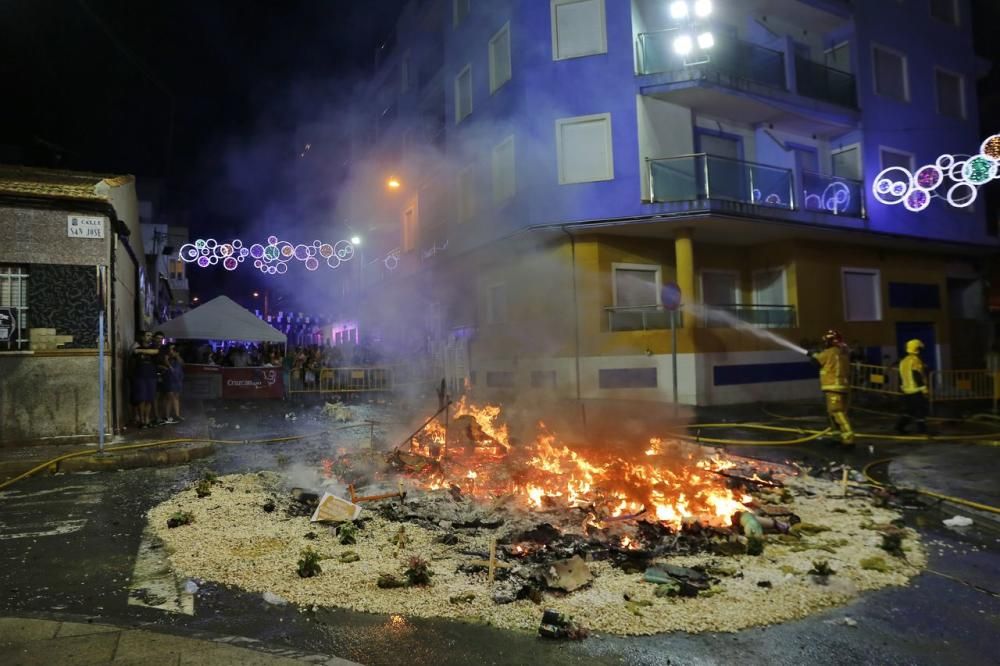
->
[386,177,401,190]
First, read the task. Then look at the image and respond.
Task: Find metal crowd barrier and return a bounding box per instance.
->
[287,367,392,394]
[849,363,998,413]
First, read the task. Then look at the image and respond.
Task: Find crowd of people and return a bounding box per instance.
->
[129,331,185,429]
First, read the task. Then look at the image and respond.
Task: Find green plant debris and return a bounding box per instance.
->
[338,522,358,545]
[860,556,890,573]
[339,550,360,563]
[377,573,406,589]
[808,560,835,577]
[297,547,323,578]
[449,593,476,604]
[194,479,212,498]
[202,470,219,485]
[404,556,433,586]
[166,511,194,528]
[791,522,830,536]
[746,535,765,556]
[880,532,905,557]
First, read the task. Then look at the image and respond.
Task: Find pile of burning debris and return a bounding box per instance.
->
[148,400,925,636]
[304,401,809,602]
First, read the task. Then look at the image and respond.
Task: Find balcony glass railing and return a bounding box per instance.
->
[606,306,681,332]
[649,154,794,209]
[701,304,797,329]
[800,170,865,217]
[795,56,857,108]
[637,31,786,90]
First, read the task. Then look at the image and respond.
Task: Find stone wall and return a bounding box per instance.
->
[0,205,109,267]
[0,353,111,443]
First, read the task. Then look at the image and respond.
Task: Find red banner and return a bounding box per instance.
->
[183,365,284,400]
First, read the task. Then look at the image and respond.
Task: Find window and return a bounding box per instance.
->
[453,0,470,27]
[752,268,787,305]
[0,265,28,350]
[531,370,557,389]
[613,264,660,307]
[599,368,657,389]
[888,282,941,309]
[489,23,512,93]
[873,45,908,101]
[880,147,914,172]
[551,0,607,61]
[485,283,507,323]
[930,0,958,25]
[454,65,472,124]
[825,41,851,73]
[168,260,185,280]
[831,145,861,180]
[935,68,965,119]
[556,113,614,184]
[842,268,882,321]
[701,270,740,305]
[457,164,476,223]
[486,371,514,388]
[492,135,516,203]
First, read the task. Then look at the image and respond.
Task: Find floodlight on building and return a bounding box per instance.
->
[693,0,713,18]
[350,236,362,246]
[669,1,689,20]
[673,34,693,56]
[697,31,715,49]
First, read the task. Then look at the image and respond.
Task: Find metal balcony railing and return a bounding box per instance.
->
[648,154,794,209]
[605,305,680,332]
[701,304,798,329]
[637,30,786,90]
[794,56,857,108]
[800,170,865,217]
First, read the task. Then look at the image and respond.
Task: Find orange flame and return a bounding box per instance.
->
[406,401,747,529]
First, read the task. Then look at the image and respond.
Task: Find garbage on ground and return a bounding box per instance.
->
[538,609,589,640]
[284,412,297,421]
[263,591,288,605]
[321,402,354,422]
[310,493,362,523]
[542,555,592,592]
[183,579,199,594]
[942,515,974,528]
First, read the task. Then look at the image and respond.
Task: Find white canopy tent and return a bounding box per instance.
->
[157,296,286,343]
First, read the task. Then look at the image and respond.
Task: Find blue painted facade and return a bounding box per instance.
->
[355,0,993,260]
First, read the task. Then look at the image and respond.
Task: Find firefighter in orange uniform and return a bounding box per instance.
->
[808,330,854,445]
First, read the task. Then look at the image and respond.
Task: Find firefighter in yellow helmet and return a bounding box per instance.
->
[808,330,854,445]
[896,339,929,435]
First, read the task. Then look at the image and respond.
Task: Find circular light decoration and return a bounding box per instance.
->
[915,164,943,190]
[232,239,243,249]
[981,134,1000,160]
[267,235,278,245]
[873,166,913,205]
[334,240,355,261]
[197,256,210,268]
[195,239,207,249]
[326,256,341,269]
[264,245,279,261]
[904,188,930,212]
[267,266,277,275]
[319,243,334,258]
[184,235,360,274]
[276,262,288,275]
[223,257,238,271]
[249,244,265,259]
[963,156,995,185]
[947,182,978,208]
[293,244,309,260]
[205,238,218,249]
[179,244,199,262]
[279,242,295,258]
[305,257,319,271]
[219,244,233,257]
[822,182,851,214]
[875,138,1000,213]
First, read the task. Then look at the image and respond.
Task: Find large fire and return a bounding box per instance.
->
[403,399,750,530]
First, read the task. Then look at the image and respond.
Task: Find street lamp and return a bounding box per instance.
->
[350,236,362,246]
[387,177,401,190]
[253,291,260,298]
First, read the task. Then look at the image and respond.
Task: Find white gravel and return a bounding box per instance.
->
[148,472,925,635]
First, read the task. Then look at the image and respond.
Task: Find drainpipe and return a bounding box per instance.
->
[560,227,582,409]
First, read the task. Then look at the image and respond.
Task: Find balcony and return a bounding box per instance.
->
[800,170,865,217]
[648,154,794,209]
[700,304,798,330]
[606,306,680,332]
[637,31,786,90]
[795,57,857,108]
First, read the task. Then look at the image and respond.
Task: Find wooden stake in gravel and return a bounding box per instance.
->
[488,539,497,585]
[841,467,849,496]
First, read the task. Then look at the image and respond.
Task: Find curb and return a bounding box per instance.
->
[0,442,215,481]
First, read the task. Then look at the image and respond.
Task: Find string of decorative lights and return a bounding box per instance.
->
[873,134,1000,212]
[178,236,356,274]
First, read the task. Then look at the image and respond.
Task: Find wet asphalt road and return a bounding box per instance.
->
[1,400,999,665]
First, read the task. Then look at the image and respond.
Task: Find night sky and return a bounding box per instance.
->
[2,0,998,304]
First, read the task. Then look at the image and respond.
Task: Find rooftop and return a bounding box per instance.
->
[0,164,133,203]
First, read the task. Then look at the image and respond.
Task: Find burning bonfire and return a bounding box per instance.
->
[400,398,751,531]
[147,400,927,636]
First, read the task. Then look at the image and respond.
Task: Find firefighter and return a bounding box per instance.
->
[896,339,929,435]
[808,330,854,445]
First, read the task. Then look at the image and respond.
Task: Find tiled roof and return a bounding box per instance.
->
[0,165,133,203]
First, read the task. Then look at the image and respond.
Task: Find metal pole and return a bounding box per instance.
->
[671,309,678,418]
[98,312,105,454]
